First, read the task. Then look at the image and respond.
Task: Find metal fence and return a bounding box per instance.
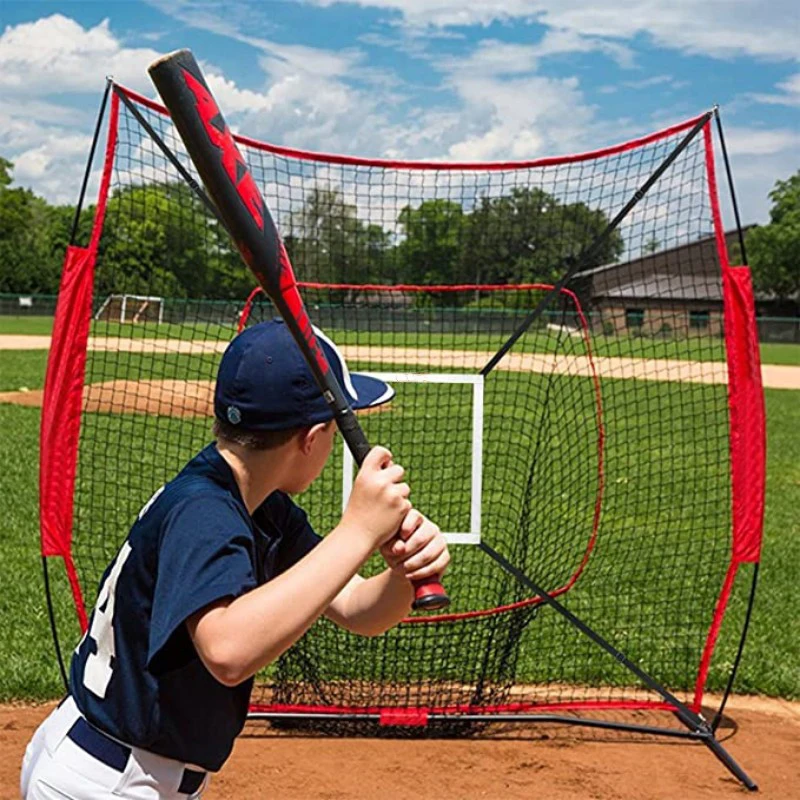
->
[1,293,798,345]
[0,293,58,317]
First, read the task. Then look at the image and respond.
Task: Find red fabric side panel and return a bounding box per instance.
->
[703,122,766,564]
[723,266,767,563]
[39,245,95,557]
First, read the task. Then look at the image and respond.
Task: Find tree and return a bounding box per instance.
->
[286,188,390,286]
[455,187,626,314]
[459,187,624,289]
[0,158,76,294]
[643,236,660,254]
[746,171,800,303]
[395,199,466,287]
[97,181,251,299]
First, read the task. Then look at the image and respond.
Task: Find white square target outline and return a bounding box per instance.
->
[341,372,484,545]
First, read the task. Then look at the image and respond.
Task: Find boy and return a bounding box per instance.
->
[21,319,449,799]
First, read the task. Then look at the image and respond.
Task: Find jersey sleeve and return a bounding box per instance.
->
[148,495,257,673]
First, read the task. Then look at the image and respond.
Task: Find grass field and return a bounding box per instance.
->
[0,339,798,704]
[2,314,799,365]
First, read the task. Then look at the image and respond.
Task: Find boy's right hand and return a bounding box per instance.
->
[341,446,411,550]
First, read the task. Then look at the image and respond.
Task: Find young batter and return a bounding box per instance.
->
[21,319,449,799]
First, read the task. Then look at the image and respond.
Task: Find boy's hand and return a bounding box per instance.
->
[341,446,411,549]
[380,509,450,583]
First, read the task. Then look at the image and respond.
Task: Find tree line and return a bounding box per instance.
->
[1,156,798,308]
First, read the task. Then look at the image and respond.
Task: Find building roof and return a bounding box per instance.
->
[594,272,723,302]
[586,227,750,304]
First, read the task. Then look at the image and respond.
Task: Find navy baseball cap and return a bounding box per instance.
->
[214,319,394,431]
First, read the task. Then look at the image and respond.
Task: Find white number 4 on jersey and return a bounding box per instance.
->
[79,540,133,698]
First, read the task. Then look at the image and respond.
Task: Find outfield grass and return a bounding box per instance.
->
[2,314,799,365]
[0,344,797,703]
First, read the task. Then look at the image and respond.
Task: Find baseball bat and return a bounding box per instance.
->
[148,49,449,612]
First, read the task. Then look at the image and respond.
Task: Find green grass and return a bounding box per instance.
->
[0,351,49,392]
[759,342,800,366]
[0,316,54,336]
[0,346,797,703]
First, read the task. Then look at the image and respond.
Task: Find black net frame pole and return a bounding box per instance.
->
[709,109,760,735]
[477,542,757,790]
[713,106,748,265]
[68,78,112,246]
[42,557,68,693]
[481,110,713,377]
[115,87,233,237]
[711,563,761,733]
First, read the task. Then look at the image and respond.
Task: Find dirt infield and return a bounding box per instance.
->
[2,335,800,391]
[2,696,798,798]
[0,380,394,418]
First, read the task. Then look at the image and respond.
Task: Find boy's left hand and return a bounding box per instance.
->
[380,509,450,583]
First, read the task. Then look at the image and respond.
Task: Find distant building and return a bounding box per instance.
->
[586,228,750,338]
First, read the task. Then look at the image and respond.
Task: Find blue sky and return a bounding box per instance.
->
[1,0,798,224]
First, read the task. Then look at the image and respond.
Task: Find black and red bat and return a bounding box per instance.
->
[148,49,449,612]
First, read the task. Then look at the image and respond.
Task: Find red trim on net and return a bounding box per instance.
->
[692,122,766,709]
[238,286,263,334]
[39,91,120,631]
[693,561,738,710]
[114,85,167,115]
[239,282,605,625]
[64,554,89,633]
[116,84,704,172]
[230,116,705,171]
[300,282,571,292]
[90,91,121,252]
[249,699,678,718]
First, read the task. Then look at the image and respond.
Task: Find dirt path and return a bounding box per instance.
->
[2,696,798,799]
[2,335,799,390]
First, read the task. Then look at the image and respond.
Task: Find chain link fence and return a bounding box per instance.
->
[1,293,798,345]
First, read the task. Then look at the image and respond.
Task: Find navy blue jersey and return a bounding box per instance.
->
[69,443,322,771]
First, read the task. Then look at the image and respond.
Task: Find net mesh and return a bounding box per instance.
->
[67,87,732,728]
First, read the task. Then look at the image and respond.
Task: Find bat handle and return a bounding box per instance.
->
[411,578,450,611]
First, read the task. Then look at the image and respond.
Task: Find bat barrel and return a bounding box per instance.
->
[149,49,448,613]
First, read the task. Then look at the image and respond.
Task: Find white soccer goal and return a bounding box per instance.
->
[94,294,165,324]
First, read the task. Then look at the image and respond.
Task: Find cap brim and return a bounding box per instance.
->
[349,373,395,410]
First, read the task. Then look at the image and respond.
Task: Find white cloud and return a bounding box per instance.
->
[307,0,800,62]
[0,14,161,95]
[722,127,800,157]
[0,14,166,205]
[749,72,800,107]
[444,74,593,161]
[710,125,800,225]
[439,34,633,78]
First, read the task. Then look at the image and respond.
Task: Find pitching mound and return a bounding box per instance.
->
[0,380,392,419]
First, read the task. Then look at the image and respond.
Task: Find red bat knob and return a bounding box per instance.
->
[412,579,450,611]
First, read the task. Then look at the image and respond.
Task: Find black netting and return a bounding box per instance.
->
[68,87,732,730]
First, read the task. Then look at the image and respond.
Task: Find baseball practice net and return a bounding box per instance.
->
[39,83,764,786]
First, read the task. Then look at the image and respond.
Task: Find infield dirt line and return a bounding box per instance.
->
[2,335,799,389]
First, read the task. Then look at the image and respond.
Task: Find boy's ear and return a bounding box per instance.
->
[299,422,328,455]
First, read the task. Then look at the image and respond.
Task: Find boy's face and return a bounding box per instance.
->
[286,421,337,494]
